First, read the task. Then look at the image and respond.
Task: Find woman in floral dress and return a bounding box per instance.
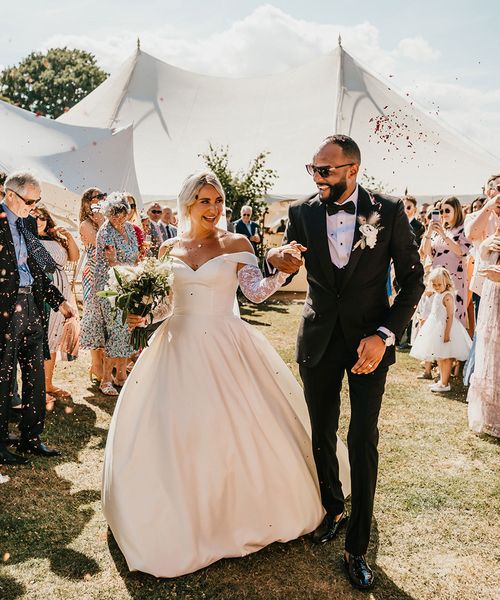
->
[94,194,139,395]
[420,196,472,326]
[79,188,106,384]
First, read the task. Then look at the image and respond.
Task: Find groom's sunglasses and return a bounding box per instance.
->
[305,163,354,178]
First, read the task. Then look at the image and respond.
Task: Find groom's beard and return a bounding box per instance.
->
[319,179,348,203]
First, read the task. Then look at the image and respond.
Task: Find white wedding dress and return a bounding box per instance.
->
[102,251,350,578]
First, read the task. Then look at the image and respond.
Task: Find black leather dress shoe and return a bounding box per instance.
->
[343,553,374,589]
[17,440,61,457]
[311,510,348,544]
[0,445,29,465]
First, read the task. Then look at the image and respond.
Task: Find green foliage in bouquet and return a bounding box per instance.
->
[97,256,173,350]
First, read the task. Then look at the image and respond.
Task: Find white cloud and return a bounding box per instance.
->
[397,36,440,62]
[40,4,499,157]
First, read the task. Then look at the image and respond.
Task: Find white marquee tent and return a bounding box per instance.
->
[58,42,498,203]
[1,100,141,225]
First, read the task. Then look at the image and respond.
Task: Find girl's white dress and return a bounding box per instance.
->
[410,291,472,361]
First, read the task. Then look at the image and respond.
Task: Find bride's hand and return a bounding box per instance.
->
[127,314,147,330]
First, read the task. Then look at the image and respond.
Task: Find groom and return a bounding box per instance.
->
[268,135,424,589]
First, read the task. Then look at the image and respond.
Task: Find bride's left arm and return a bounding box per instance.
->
[237,264,288,303]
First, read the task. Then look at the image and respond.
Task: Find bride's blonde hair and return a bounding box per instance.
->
[177,171,225,232]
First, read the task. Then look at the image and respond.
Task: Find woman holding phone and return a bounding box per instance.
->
[420,197,472,326]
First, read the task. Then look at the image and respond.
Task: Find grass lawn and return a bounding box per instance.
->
[0,296,498,600]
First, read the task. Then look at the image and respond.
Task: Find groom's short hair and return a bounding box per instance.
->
[321,135,361,165]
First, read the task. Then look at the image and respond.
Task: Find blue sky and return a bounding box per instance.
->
[1,1,499,155]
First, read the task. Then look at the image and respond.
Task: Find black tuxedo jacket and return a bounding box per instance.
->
[0,204,65,355]
[409,217,425,247]
[285,186,424,368]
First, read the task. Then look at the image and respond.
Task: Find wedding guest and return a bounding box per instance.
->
[420,196,472,326]
[471,196,486,214]
[146,203,163,255]
[225,207,235,232]
[411,267,472,392]
[79,188,106,384]
[404,195,425,246]
[171,209,178,227]
[0,171,74,465]
[412,271,435,380]
[418,202,430,225]
[33,205,80,410]
[0,171,7,199]
[467,230,500,437]
[159,207,177,241]
[275,218,287,234]
[398,195,426,349]
[234,205,261,252]
[94,193,139,395]
[464,175,500,316]
[126,194,146,258]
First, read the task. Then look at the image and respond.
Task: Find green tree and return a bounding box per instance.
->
[360,173,395,195]
[200,144,278,258]
[0,47,108,118]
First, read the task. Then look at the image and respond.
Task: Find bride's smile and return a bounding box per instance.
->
[188,184,224,231]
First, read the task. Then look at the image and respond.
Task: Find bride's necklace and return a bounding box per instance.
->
[180,232,227,269]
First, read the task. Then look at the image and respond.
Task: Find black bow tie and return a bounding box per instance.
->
[324,200,356,216]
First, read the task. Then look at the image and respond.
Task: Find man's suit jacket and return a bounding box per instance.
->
[159,222,177,241]
[409,217,425,247]
[234,219,260,251]
[0,204,65,355]
[284,186,424,368]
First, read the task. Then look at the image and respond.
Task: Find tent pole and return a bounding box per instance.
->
[335,42,344,134]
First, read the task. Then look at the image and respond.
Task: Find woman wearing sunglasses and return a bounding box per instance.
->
[33,206,80,409]
[79,188,107,384]
[420,196,472,327]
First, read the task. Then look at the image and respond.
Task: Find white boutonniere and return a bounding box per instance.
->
[353,212,383,250]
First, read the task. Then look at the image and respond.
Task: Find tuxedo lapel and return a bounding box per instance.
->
[339,186,376,293]
[306,197,338,292]
[0,203,17,263]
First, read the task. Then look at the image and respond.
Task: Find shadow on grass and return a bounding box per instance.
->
[107,517,415,599]
[1,402,104,583]
[0,575,25,600]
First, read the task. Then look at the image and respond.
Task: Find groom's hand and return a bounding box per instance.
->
[352,335,386,375]
[267,242,307,274]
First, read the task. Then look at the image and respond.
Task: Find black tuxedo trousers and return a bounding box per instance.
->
[300,320,387,556]
[0,293,46,443]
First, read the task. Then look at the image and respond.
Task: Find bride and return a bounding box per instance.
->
[102,171,350,577]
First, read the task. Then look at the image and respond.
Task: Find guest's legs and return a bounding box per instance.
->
[16,296,46,442]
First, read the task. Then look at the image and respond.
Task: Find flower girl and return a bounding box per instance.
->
[411,267,472,392]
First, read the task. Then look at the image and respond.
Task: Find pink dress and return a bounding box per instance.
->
[430,225,471,326]
[467,255,500,438]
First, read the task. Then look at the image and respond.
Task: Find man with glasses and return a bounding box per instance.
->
[0,171,75,465]
[267,135,424,590]
[234,205,261,253]
[403,195,425,247]
[147,203,164,255]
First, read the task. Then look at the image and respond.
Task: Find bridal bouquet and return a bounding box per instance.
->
[97,255,173,350]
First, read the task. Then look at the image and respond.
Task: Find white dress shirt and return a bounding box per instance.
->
[326,185,358,268]
[325,185,395,344]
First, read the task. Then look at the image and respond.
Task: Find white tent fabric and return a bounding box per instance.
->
[0,100,141,225]
[58,44,499,201]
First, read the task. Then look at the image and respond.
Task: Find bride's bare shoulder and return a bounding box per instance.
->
[222,232,254,254]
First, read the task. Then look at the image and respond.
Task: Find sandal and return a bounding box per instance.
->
[99,381,119,396]
[112,377,127,387]
[46,387,71,398]
[88,367,102,384]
